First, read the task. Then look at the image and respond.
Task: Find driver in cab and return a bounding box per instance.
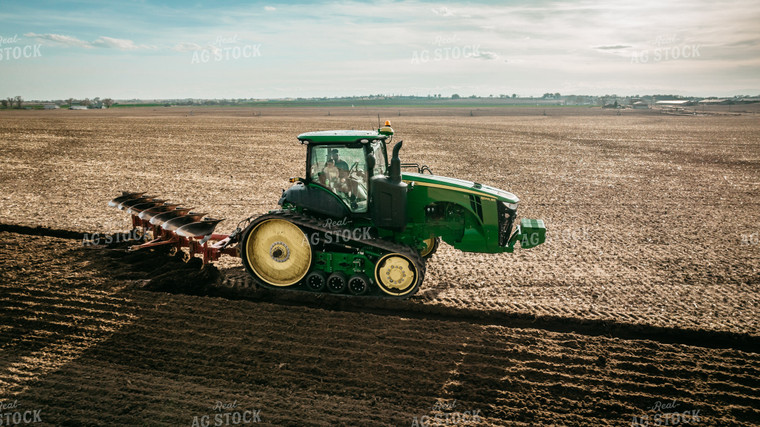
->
[320,149,350,194]
[330,149,349,171]
[319,148,367,210]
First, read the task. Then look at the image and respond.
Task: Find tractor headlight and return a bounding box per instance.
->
[504,202,518,211]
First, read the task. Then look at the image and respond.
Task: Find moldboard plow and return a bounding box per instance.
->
[109,192,236,264]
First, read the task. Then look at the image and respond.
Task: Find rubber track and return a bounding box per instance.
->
[240,210,426,298]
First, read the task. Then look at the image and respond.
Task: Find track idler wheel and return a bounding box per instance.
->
[326,272,347,294]
[374,252,423,297]
[305,271,326,292]
[240,218,312,287]
[347,274,370,295]
[419,236,440,259]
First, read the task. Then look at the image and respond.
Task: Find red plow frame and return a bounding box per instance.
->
[109,192,237,264]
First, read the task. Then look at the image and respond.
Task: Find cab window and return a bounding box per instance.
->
[310,145,369,213]
[370,140,387,176]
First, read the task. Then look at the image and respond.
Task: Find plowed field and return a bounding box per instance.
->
[1,107,759,425]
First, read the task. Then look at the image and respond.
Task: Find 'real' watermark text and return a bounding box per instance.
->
[0,400,43,425]
[0,34,42,62]
[301,217,373,246]
[630,33,700,64]
[631,400,701,426]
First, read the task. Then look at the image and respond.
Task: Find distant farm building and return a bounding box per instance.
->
[69,105,88,110]
[43,104,59,110]
[655,100,695,107]
[698,99,729,105]
[632,101,649,109]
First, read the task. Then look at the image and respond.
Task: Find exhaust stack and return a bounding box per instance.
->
[389,141,403,183]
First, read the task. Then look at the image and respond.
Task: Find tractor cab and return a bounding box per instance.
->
[305,137,386,213]
[282,125,400,221]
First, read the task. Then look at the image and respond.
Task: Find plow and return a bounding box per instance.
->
[110,121,546,299]
[108,192,235,264]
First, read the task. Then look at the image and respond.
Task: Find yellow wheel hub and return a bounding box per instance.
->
[245,219,311,287]
[420,236,436,257]
[375,253,417,296]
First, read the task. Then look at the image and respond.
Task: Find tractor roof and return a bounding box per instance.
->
[297,130,389,144]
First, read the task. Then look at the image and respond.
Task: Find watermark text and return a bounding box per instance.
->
[411,400,482,426]
[0,400,43,425]
[0,34,42,62]
[411,34,481,64]
[82,230,143,246]
[741,232,758,245]
[190,400,261,427]
[631,400,701,426]
[631,33,700,64]
[190,34,261,64]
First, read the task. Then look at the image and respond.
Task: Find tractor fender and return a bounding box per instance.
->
[421,201,486,250]
[279,182,349,218]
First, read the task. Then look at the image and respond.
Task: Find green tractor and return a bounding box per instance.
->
[237,121,545,298]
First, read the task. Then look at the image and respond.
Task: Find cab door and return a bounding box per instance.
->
[308,145,370,213]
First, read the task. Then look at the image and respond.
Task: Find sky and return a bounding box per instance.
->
[1,0,759,100]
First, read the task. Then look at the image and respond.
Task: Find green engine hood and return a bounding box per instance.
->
[402,172,519,204]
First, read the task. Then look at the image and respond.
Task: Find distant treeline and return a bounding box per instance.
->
[5,94,759,109]
[91,94,760,108]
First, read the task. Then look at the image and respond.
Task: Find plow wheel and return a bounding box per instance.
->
[240,218,312,287]
[374,252,423,297]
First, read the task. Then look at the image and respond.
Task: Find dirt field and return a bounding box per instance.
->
[1,107,759,425]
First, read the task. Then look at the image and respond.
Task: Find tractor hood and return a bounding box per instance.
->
[402,172,519,204]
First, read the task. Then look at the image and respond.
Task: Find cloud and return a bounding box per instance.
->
[92,36,140,50]
[431,6,454,16]
[23,32,149,50]
[474,50,498,60]
[172,42,203,52]
[171,41,224,56]
[594,45,631,50]
[724,38,760,48]
[24,32,92,48]
[264,6,276,12]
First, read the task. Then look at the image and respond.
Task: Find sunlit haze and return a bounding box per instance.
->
[2,0,759,99]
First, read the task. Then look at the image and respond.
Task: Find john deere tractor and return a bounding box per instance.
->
[236,121,545,298]
[111,121,544,298]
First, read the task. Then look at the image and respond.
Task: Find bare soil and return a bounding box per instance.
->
[2,233,759,425]
[1,107,759,425]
